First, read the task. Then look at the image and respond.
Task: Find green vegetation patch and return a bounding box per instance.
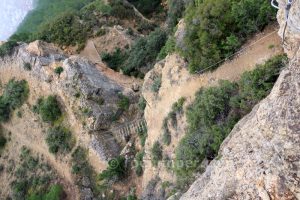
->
[16,0,95,34]
[98,156,127,181]
[151,141,162,166]
[182,0,276,73]
[101,48,128,71]
[128,0,162,16]
[54,67,64,76]
[0,79,29,122]
[102,29,167,77]
[46,126,74,154]
[34,96,62,123]
[117,94,130,111]
[175,55,287,185]
[124,29,167,77]
[0,41,18,58]
[161,97,186,146]
[137,126,148,147]
[134,151,144,176]
[0,132,6,152]
[151,75,162,93]
[11,147,64,200]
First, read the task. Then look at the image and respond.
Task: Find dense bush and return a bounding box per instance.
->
[157,36,176,60]
[166,0,187,30]
[0,40,18,58]
[0,135,6,150]
[138,96,147,111]
[110,0,136,19]
[99,29,167,77]
[161,97,186,146]
[24,63,32,71]
[0,79,29,122]
[16,0,95,34]
[13,0,114,48]
[182,0,276,72]
[123,29,167,77]
[137,126,148,147]
[98,156,127,181]
[117,94,130,111]
[11,147,63,200]
[28,184,64,200]
[101,48,128,71]
[34,96,62,123]
[135,151,144,176]
[162,120,171,146]
[46,126,74,154]
[128,0,162,16]
[35,12,89,48]
[151,141,162,166]
[71,147,93,176]
[54,67,64,76]
[175,55,287,182]
[151,76,162,93]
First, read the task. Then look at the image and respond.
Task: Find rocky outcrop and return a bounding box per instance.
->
[180,2,300,200]
[0,40,140,162]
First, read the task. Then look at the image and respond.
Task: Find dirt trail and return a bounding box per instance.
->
[143,25,284,186]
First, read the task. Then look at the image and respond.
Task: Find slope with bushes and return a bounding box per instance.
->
[181,0,275,72]
[175,55,287,187]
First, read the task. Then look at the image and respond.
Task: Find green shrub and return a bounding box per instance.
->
[135,151,144,176]
[166,0,187,30]
[35,11,89,47]
[0,40,18,57]
[24,63,32,71]
[157,36,176,60]
[151,141,162,166]
[101,48,128,71]
[122,29,167,77]
[0,135,6,149]
[0,79,29,122]
[135,165,143,177]
[16,0,95,34]
[160,97,185,145]
[128,0,162,16]
[3,79,29,109]
[54,67,64,76]
[151,76,162,93]
[0,97,10,122]
[71,147,93,176]
[117,94,130,111]
[46,126,74,154]
[44,184,64,200]
[99,156,127,181]
[182,0,276,73]
[175,55,287,182]
[35,96,62,123]
[162,119,171,145]
[137,126,148,147]
[172,97,186,113]
[12,147,61,200]
[138,96,147,111]
[110,0,136,19]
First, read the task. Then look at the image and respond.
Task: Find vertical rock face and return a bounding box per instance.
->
[180,3,300,200]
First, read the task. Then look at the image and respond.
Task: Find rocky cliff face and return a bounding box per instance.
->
[0,40,140,167]
[180,2,300,200]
